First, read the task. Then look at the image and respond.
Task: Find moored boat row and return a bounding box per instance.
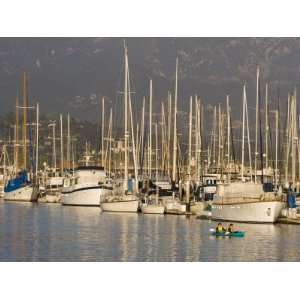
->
[2,40,298,224]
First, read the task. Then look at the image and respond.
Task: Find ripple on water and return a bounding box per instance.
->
[1,201,300,261]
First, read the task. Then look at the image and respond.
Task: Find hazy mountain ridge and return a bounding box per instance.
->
[0,37,299,121]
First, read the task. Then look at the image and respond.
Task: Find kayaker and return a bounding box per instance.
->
[216,223,226,233]
[227,224,234,233]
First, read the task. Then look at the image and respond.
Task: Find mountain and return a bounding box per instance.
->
[0,37,299,122]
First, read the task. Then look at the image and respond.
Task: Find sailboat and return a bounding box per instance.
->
[141,123,165,214]
[211,81,285,223]
[4,73,38,202]
[38,120,63,203]
[161,57,186,215]
[101,42,139,213]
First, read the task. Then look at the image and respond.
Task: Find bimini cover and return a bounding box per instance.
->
[4,170,30,193]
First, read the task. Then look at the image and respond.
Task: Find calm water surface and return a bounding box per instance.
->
[0,200,299,261]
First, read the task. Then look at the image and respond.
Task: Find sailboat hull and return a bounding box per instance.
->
[45,193,61,203]
[162,197,186,214]
[211,200,284,223]
[101,195,139,212]
[141,204,165,214]
[4,185,38,202]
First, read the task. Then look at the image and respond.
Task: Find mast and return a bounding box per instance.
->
[67,113,71,170]
[172,58,178,184]
[245,87,253,179]
[136,123,139,171]
[187,96,193,203]
[258,78,264,184]
[67,114,71,170]
[241,85,246,181]
[292,90,297,187]
[108,108,113,178]
[155,122,159,202]
[199,99,203,178]
[218,103,221,168]
[22,72,28,170]
[167,91,172,176]
[212,106,217,166]
[149,79,153,178]
[140,97,145,174]
[72,139,75,175]
[161,102,166,172]
[60,114,64,175]
[49,121,57,170]
[128,85,139,192]
[194,95,199,180]
[124,41,129,190]
[188,96,193,177]
[285,94,291,185]
[101,97,105,167]
[298,114,300,188]
[226,95,231,182]
[15,93,19,172]
[254,66,260,183]
[265,83,269,170]
[275,109,279,189]
[35,103,39,179]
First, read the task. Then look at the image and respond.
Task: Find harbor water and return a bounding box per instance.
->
[0,200,299,262]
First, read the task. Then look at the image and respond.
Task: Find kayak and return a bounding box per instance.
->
[211,231,245,238]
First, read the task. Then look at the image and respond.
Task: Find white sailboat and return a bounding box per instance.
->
[141,199,165,214]
[162,57,186,215]
[211,82,285,223]
[101,41,139,213]
[4,74,38,202]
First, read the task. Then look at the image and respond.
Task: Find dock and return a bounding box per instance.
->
[277,217,300,225]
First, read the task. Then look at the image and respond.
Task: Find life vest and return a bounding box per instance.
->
[216,225,223,233]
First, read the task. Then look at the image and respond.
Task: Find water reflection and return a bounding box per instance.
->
[1,201,300,261]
